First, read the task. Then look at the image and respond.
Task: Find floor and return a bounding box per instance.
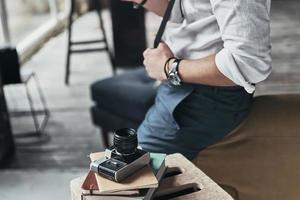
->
[0,1,300,199]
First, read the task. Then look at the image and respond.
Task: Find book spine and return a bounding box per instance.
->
[144,161,166,200]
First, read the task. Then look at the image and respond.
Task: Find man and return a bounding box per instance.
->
[124,0,272,159]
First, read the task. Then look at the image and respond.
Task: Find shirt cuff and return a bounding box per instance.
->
[215,49,256,94]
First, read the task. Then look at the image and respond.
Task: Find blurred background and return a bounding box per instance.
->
[0,0,299,199]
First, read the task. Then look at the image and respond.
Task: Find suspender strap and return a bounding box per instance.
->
[153,0,176,48]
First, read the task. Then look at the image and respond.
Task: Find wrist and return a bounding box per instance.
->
[177,59,185,81]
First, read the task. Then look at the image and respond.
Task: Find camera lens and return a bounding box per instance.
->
[114,128,138,155]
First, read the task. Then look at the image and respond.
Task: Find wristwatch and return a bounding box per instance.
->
[168,59,182,86]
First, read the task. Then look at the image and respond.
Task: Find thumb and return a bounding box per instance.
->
[158,42,166,49]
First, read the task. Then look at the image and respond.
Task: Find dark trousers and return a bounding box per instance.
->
[138,82,253,160]
[173,84,252,159]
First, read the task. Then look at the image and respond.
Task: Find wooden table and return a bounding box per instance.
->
[70,153,232,200]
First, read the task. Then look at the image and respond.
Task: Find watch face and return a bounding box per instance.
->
[169,72,181,86]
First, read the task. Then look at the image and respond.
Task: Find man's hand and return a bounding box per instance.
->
[121,0,142,3]
[143,43,174,80]
[121,0,169,17]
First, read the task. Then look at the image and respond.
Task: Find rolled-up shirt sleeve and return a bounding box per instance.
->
[211,0,272,93]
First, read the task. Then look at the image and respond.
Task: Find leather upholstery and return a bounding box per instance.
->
[90,68,157,130]
[193,94,300,200]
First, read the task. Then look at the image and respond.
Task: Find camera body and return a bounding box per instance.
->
[90,128,150,182]
[90,146,150,182]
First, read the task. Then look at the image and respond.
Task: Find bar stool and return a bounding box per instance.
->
[65,0,115,85]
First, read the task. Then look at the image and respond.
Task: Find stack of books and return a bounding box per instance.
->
[80,152,167,200]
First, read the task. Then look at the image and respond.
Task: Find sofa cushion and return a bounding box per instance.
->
[91,106,141,131]
[91,68,157,122]
[193,94,300,200]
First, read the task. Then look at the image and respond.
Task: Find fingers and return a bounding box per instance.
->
[144,42,167,57]
[143,48,151,57]
[158,43,164,50]
[158,42,174,58]
[143,58,148,67]
[158,42,165,47]
[158,42,168,49]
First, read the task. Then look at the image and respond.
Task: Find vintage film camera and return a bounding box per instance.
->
[90,128,150,182]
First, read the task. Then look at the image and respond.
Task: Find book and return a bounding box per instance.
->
[141,153,166,200]
[81,171,140,196]
[82,152,167,200]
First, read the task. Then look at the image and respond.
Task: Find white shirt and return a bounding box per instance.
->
[163,0,272,93]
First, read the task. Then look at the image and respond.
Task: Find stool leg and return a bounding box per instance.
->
[32,73,50,132]
[96,8,116,74]
[100,128,110,148]
[24,77,40,135]
[65,1,74,85]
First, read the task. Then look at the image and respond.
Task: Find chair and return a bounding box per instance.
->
[65,0,115,85]
[90,68,157,147]
[0,46,49,136]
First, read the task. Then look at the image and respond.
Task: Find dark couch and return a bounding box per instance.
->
[90,68,157,147]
